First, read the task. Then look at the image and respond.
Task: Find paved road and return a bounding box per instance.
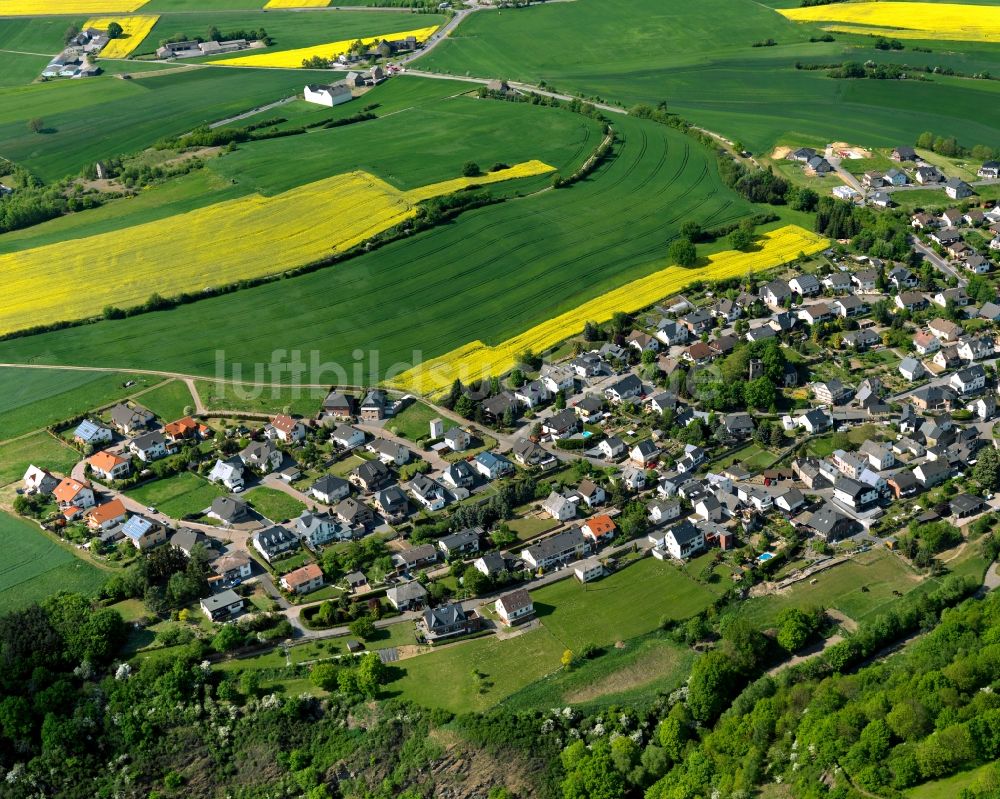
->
[825,145,864,195]
[912,236,967,286]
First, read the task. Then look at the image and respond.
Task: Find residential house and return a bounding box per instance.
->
[833,477,879,510]
[655,319,690,346]
[542,409,579,440]
[885,167,907,186]
[681,308,714,335]
[87,450,131,480]
[321,390,355,419]
[201,589,245,622]
[438,528,481,558]
[655,519,705,560]
[473,551,507,577]
[896,291,928,313]
[240,440,283,473]
[129,431,171,462]
[281,563,325,595]
[852,270,878,293]
[207,496,249,526]
[806,505,857,541]
[211,552,253,584]
[964,255,991,275]
[170,527,220,558]
[22,465,58,495]
[915,165,944,184]
[540,364,576,394]
[980,161,1000,179]
[574,557,606,583]
[860,440,894,471]
[823,272,853,293]
[359,389,388,421]
[576,478,606,508]
[121,515,166,550]
[295,509,353,547]
[630,439,660,467]
[887,470,918,499]
[495,588,534,625]
[53,478,95,513]
[542,491,579,521]
[473,451,514,479]
[648,498,681,525]
[946,178,974,200]
[581,514,617,545]
[350,459,391,493]
[420,603,481,642]
[163,416,208,443]
[574,394,606,420]
[889,266,918,290]
[311,474,350,505]
[928,318,962,342]
[375,484,409,521]
[798,303,833,326]
[967,395,996,421]
[833,295,867,318]
[605,374,643,404]
[386,580,428,611]
[619,465,647,491]
[761,279,791,308]
[85,499,128,532]
[108,403,155,435]
[812,379,851,405]
[442,459,478,488]
[913,460,950,488]
[941,208,965,228]
[521,528,588,571]
[934,345,961,371]
[208,458,245,491]
[73,419,113,446]
[774,487,805,514]
[408,474,446,511]
[598,435,626,460]
[930,227,962,246]
[913,330,941,355]
[951,364,987,395]
[334,497,374,529]
[844,329,881,350]
[934,287,968,308]
[711,298,742,322]
[647,391,677,416]
[957,336,993,361]
[367,438,410,466]
[267,415,306,443]
[789,274,821,297]
[627,330,660,354]
[391,543,438,573]
[797,408,833,434]
[252,526,299,562]
[331,424,365,450]
[892,146,917,161]
[514,380,550,409]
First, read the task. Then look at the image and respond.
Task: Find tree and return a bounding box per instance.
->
[212,624,245,652]
[63,24,80,44]
[28,118,44,134]
[561,649,575,670]
[310,662,340,691]
[680,220,702,242]
[355,651,387,697]
[974,446,1000,491]
[461,161,481,177]
[669,237,697,267]
[775,607,814,652]
[561,741,626,799]
[348,615,376,640]
[454,393,474,419]
[107,21,124,39]
[743,376,775,410]
[729,226,754,251]
[508,368,526,388]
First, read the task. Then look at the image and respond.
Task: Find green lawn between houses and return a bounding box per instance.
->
[386,400,441,442]
[245,485,307,523]
[126,472,227,519]
[0,510,106,613]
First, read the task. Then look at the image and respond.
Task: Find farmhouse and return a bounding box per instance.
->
[303,82,353,107]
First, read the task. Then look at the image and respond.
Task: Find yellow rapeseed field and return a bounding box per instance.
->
[404,160,556,202]
[779,2,1000,43]
[213,24,439,67]
[0,161,551,336]
[0,0,147,13]
[84,16,160,57]
[388,225,829,396]
[264,0,329,7]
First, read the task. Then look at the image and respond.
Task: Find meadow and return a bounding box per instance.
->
[0,510,106,613]
[246,486,306,522]
[415,0,1000,153]
[0,367,155,440]
[0,66,305,181]
[0,432,81,487]
[195,381,327,416]
[134,379,195,421]
[0,161,551,335]
[126,471,226,518]
[0,113,755,383]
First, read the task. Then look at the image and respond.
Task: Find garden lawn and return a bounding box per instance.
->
[387,400,442,442]
[0,510,106,612]
[507,516,555,541]
[533,557,720,650]
[246,485,306,522]
[0,368,155,439]
[131,379,194,422]
[0,431,81,487]
[195,380,328,416]
[126,472,226,519]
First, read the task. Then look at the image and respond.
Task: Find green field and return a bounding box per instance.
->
[416,0,1000,152]
[0,110,754,382]
[532,557,722,650]
[0,510,106,612]
[246,485,306,522]
[195,380,327,416]
[0,66,306,181]
[134,379,194,422]
[0,367,156,440]
[0,431,83,487]
[126,471,226,518]
[739,548,931,627]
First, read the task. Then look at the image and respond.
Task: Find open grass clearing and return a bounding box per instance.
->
[126,471,227,519]
[133,379,194,422]
[0,431,81,487]
[385,400,440,442]
[907,763,998,799]
[195,380,327,416]
[0,510,106,612]
[245,485,306,522]
[0,367,156,440]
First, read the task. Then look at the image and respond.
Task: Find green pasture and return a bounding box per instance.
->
[0,367,154,439]
[0,510,106,612]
